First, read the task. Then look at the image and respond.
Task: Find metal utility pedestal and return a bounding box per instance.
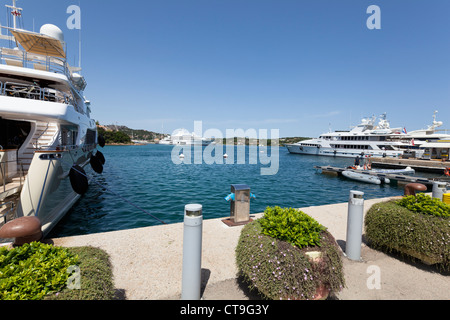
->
[223,184,253,227]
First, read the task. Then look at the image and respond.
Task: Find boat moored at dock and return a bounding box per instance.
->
[315,165,449,188]
[0,1,102,241]
[342,171,389,185]
[286,114,407,159]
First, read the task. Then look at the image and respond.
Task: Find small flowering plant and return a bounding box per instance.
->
[236,208,345,300]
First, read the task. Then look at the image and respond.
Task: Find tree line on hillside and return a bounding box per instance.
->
[96,122,310,146]
[97,127,132,144]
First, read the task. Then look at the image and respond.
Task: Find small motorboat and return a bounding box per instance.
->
[343,171,384,185]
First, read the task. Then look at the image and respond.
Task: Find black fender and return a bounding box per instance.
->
[69,165,89,195]
[96,151,106,165]
[90,154,104,174]
[98,135,106,148]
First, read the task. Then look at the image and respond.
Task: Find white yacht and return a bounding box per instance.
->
[159,128,213,146]
[407,111,450,146]
[286,114,406,159]
[0,1,103,241]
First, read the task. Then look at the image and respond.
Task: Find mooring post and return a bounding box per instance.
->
[181,204,203,300]
[346,191,365,261]
[432,181,447,201]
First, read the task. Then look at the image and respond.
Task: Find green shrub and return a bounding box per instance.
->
[365,201,449,271]
[0,242,79,300]
[45,246,116,300]
[397,194,450,218]
[236,215,345,300]
[259,207,326,249]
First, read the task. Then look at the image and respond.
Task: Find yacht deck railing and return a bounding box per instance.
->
[0,46,86,91]
[0,80,74,105]
[0,47,69,76]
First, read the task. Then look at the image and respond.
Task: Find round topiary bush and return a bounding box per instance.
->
[236,207,345,300]
[365,196,450,271]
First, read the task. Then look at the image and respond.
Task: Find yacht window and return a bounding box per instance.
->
[61,127,78,148]
[378,145,394,151]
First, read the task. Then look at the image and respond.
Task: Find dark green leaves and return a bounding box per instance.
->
[0,242,79,300]
[259,207,326,249]
[397,194,450,218]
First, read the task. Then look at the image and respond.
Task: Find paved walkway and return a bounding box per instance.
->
[52,196,449,300]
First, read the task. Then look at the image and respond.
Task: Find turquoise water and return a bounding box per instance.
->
[50,145,408,238]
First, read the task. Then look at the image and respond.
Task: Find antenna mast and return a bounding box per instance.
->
[0,0,22,42]
[6,0,22,30]
[78,1,82,70]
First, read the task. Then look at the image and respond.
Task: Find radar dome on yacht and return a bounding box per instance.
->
[40,24,64,43]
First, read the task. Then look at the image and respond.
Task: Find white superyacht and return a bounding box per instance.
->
[159,128,213,146]
[0,1,103,240]
[286,114,407,159]
[407,111,450,146]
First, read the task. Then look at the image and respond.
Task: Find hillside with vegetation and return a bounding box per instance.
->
[96,122,309,146]
[97,126,132,144]
[96,123,165,145]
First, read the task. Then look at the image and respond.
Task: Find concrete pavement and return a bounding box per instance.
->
[52,196,449,300]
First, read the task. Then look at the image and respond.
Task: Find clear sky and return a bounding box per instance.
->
[3,0,449,138]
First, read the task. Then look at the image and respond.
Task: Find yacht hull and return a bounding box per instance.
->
[286,145,402,159]
[17,147,95,238]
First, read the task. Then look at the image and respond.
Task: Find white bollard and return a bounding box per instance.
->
[432,182,447,200]
[181,204,203,300]
[346,191,365,261]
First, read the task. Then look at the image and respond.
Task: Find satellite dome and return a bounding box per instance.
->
[40,24,64,43]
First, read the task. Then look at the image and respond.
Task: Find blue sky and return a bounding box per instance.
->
[3,0,450,138]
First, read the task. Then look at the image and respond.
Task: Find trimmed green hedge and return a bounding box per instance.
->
[236,208,345,300]
[365,200,450,271]
[45,246,116,300]
[0,243,116,300]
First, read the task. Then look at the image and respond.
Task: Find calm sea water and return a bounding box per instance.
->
[50,145,409,238]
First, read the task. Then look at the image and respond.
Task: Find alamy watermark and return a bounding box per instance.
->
[366,265,382,290]
[67,265,81,290]
[66,5,81,30]
[367,5,381,30]
[171,121,280,176]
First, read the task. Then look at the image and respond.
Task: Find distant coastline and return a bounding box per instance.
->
[97,123,310,147]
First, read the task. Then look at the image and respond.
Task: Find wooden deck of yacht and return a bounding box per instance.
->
[0,176,24,223]
[1,177,24,201]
